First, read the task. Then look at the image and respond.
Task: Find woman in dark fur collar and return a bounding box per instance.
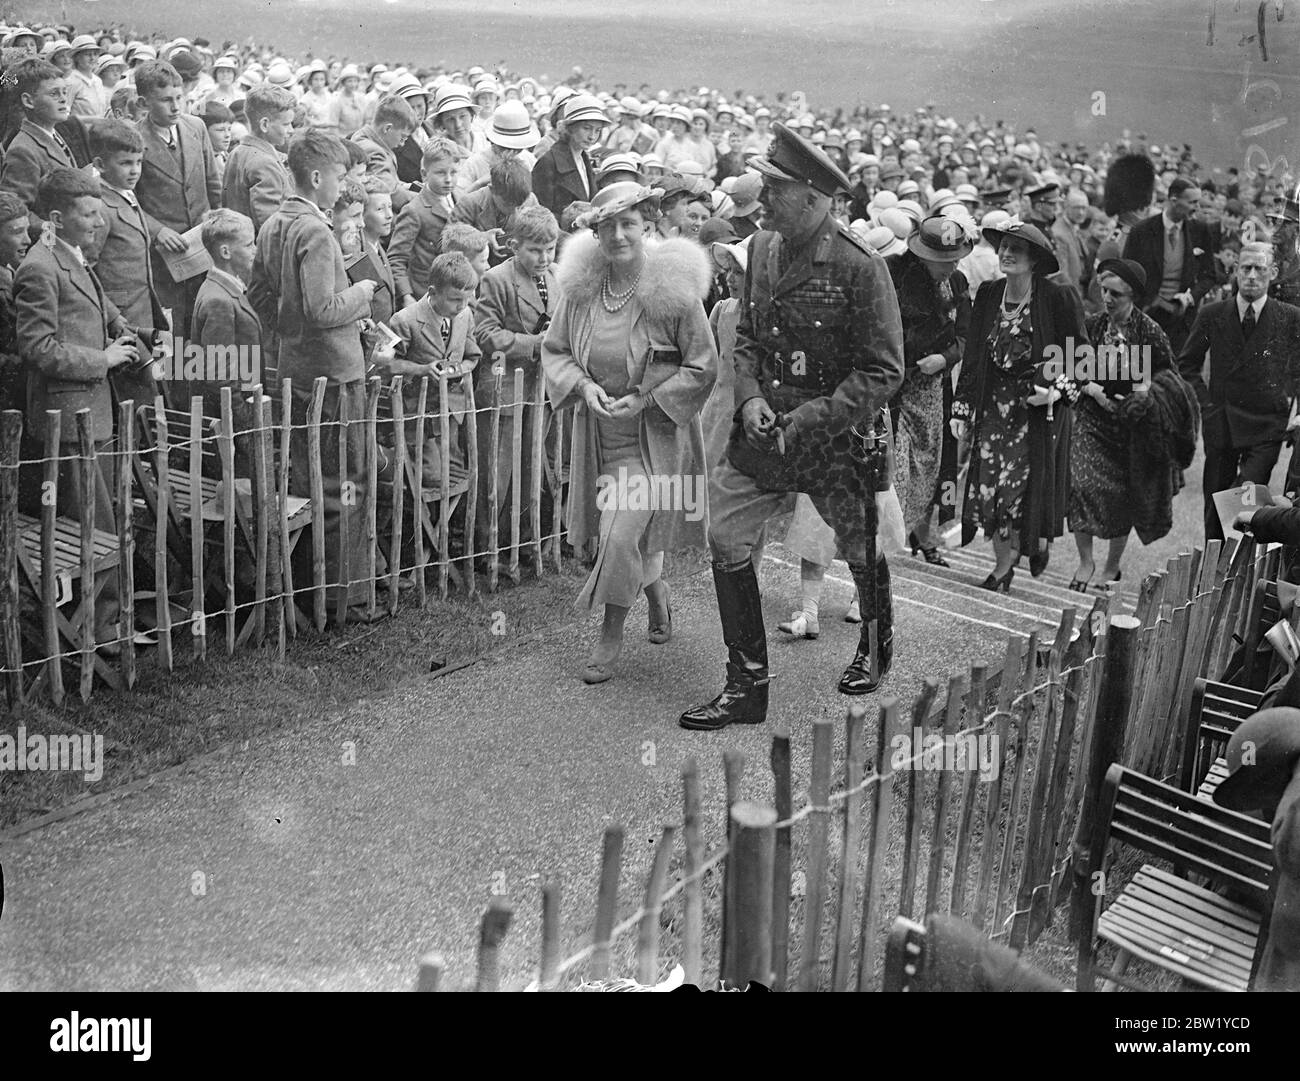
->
[542,182,718,684]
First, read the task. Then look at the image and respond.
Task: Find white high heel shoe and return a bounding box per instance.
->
[777,610,820,639]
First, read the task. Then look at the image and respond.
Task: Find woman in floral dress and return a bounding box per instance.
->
[950,222,1087,591]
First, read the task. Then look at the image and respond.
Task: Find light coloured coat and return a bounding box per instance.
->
[542,231,717,552]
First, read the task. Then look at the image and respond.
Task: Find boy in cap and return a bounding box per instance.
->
[0,58,76,208]
[222,84,295,236]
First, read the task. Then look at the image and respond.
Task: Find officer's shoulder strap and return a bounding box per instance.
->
[834,218,879,260]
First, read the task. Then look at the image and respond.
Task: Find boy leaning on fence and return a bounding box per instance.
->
[14,169,145,651]
[377,249,482,476]
[472,204,560,564]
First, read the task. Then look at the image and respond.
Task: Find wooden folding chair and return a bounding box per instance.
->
[14,512,122,692]
[375,375,473,595]
[1077,764,1275,992]
[1179,678,1265,802]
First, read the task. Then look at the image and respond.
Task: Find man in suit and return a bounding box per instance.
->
[221,84,296,236]
[132,60,223,345]
[0,58,77,208]
[15,170,143,647]
[1124,177,1217,351]
[1179,242,1300,540]
[530,93,606,222]
[472,205,558,562]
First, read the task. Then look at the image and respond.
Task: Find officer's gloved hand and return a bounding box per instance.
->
[742,397,779,449]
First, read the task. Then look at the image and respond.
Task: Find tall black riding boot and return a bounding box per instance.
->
[839,556,894,695]
[679,560,770,730]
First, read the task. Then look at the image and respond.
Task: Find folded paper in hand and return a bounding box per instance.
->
[1212,482,1273,542]
[1266,618,1300,666]
[160,224,213,283]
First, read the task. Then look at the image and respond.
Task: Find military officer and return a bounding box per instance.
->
[679,122,905,732]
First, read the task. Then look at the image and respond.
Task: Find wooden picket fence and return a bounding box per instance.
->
[0,363,566,708]
[428,534,1272,991]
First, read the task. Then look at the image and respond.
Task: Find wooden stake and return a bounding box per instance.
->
[831,704,868,991]
[590,824,624,981]
[795,717,833,991]
[681,757,704,987]
[307,377,327,631]
[769,722,792,991]
[898,677,940,918]
[0,411,23,706]
[636,825,675,985]
[727,801,776,989]
[39,412,61,705]
[475,898,513,992]
[856,696,903,990]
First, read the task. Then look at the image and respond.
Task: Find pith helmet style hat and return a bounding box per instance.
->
[487,100,539,149]
[749,121,850,197]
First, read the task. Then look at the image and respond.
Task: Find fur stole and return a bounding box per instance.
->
[555,231,713,322]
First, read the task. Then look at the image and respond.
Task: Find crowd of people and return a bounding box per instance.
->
[0,18,1298,680]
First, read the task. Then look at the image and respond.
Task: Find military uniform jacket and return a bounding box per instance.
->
[728,212,904,494]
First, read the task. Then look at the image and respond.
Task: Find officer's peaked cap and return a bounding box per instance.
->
[749,122,850,197]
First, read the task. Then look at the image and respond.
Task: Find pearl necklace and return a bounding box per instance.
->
[601,267,643,313]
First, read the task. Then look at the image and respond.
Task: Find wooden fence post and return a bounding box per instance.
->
[925,673,965,918]
[831,704,868,991]
[115,400,136,690]
[795,717,833,991]
[681,757,704,987]
[187,398,206,661]
[416,952,445,992]
[307,377,328,631]
[76,411,96,702]
[540,876,562,991]
[590,824,624,981]
[475,898,513,992]
[856,696,903,990]
[280,379,298,635]
[898,678,940,919]
[636,825,675,985]
[1069,614,1139,941]
[769,723,792,991]
[726,801,776,989]
[0,410,23,707]
[719,747,745,981]
[39,412,61,705]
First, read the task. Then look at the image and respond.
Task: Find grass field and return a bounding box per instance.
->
[13,0,1300,177]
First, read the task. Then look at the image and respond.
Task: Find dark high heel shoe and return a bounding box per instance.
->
[908,530,950,567]
[647,584,672,644]
[1093,569,1123,591]
[1029,543,1050,578]
[981,567,1014,593]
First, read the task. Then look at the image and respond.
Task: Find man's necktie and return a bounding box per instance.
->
[53,129,73,162]
[440,317,451,345]
[535,275,549,308]
[1243,304,1256,339]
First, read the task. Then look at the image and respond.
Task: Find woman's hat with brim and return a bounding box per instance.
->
[981,219,1059,275]
[337,63,361,83]
[576,181,661,229]
[94,54,127,75]
[596,151,641,180]
[213,54,240,74]
[43,39,73,58]
[1213,708,1300,814]
[1094,258,1146,298]
[727,172,763,217]
[908,214,976,262]
[866,225,907,258]
[432,84,474,117]
[390,73,428,101]
[487,100,539,149]
[711,238,750,274]
[563,93,611,126]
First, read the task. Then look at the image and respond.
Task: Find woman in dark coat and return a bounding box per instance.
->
[1068,258,1180,590]
[950,221,1087,591]
[531,93,607,222]
[889,214,973,565]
